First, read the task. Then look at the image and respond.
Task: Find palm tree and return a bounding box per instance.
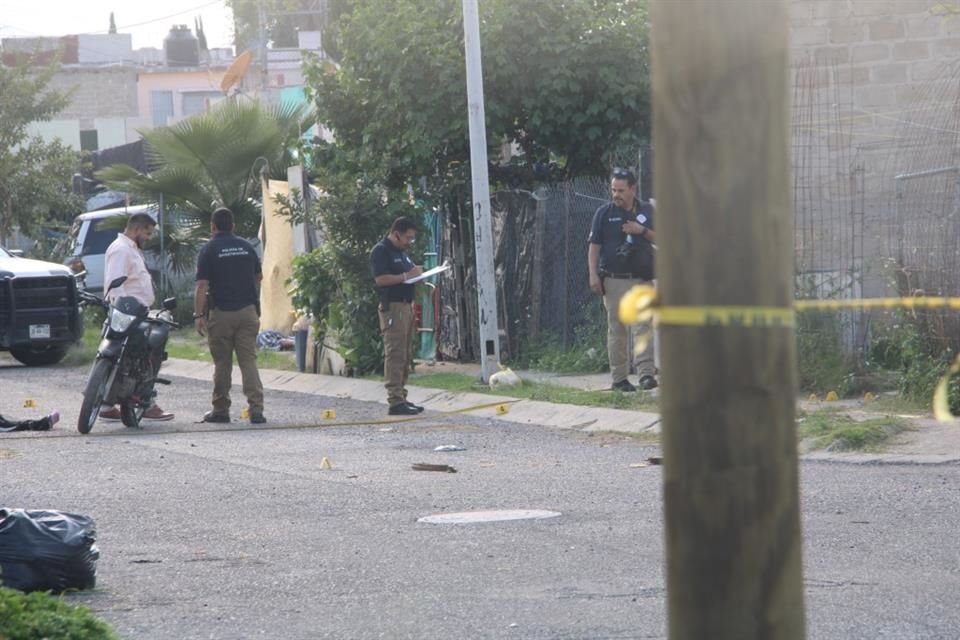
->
[97,99,314,277]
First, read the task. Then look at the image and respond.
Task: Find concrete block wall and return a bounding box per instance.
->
[790,0,960,298]
[49,66,138,120]
[34,66,140,151]
[791,0,960,145]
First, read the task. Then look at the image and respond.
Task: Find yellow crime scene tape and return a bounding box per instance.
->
[618,285,960,423]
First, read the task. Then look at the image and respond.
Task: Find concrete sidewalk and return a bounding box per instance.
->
[162,359,662,435]
[162,358,960,463]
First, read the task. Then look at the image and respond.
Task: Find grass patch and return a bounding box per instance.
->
[407,372,660,411]
[166,332,299,371]
[60,308,106,367]
[797,409,907,452]
[0,586,119,639]
[59,319,298,371]
[61,326,101,367]
[868,393,929,416]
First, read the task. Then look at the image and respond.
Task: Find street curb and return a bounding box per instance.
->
[802,452,960,465]
[162,359,662,435]
[164,360,957,462]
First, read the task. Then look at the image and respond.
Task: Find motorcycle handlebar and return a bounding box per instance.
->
[145,316,180,330]
[78,291,105,307]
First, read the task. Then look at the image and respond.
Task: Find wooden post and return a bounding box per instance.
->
[651,1,805,639]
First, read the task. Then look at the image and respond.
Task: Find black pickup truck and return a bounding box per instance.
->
[0,246,83,366]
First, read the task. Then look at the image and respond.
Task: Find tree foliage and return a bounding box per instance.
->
[227,0,329,50]
[308,0,651,181]
[291,0,650,365]
[0,59,84,245]
[97,99,314,239]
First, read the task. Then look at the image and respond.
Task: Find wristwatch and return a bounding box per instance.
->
[193,313,205,319]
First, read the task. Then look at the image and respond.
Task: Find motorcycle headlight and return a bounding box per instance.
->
[108,307,139,332]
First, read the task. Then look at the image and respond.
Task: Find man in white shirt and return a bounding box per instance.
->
[99,213,174,422]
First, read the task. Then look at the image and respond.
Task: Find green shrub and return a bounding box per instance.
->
[0,587,118,640]
[869,314,960,413]
[281,166,420,376]
[796,312,853,394]
[527,315,608,374]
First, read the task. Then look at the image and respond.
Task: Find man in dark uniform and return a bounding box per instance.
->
[587,168,657,392]
[370,216,425,415]
[193,207,266,423]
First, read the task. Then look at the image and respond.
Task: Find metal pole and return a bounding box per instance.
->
[461,0,500,382]
[258,3,269,98]
[158,193,166,295]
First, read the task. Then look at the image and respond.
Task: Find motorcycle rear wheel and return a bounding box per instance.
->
[78,359,113,434]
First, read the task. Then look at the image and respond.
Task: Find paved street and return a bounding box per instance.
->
[2,359,960,639]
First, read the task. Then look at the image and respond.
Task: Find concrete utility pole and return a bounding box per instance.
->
[461,0,501,382]
[651,1,806,639]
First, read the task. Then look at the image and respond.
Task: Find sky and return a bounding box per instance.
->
[0,0,235,51]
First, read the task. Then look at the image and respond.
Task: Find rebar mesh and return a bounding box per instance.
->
[792,56,866,356]
[879,59,960,353]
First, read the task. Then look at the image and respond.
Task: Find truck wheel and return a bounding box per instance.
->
[9,345,69,367]
[78,359,112,434]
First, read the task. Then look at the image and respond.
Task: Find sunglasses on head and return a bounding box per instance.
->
[611,167,636,182]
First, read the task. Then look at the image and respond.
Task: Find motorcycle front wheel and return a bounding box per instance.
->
[120,402,145,429]
[78,359,113,434]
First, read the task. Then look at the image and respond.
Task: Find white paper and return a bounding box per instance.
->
[406,263,450,284]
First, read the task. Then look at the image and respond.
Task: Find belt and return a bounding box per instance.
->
[600,272,638,279]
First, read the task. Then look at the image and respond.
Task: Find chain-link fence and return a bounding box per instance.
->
[489,176,613,362]
[877,59,960,355]
[791,56,867,368]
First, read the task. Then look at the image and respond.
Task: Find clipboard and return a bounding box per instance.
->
[406,263,451,284]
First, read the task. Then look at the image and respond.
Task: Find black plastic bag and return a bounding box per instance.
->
[0,509,99,592]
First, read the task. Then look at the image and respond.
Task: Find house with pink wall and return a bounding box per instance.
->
[132,65,230,138]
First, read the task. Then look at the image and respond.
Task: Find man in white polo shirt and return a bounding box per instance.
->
[98,212,174,422]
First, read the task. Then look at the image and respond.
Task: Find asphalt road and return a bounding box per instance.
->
[2,360,960,639]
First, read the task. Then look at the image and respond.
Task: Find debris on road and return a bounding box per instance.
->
[433,445,465,452]
[412,463,457,473]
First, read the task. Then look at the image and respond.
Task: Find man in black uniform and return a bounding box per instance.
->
[370,216,425,415]
[587,168,657,391]
[193,207,266,423]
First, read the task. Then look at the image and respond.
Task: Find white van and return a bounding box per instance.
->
[64,204,159,293]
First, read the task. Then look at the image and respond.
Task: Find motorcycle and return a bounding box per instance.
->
[77,276,179,433]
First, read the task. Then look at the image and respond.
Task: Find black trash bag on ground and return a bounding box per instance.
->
[0,509,99,592]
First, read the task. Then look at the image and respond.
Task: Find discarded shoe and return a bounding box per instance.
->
[202,411,230,423]
[638,375,658,391]
[143,406,174,421]
[99,407,122,421]
[388,403,420,416]
[611,379,637,392]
